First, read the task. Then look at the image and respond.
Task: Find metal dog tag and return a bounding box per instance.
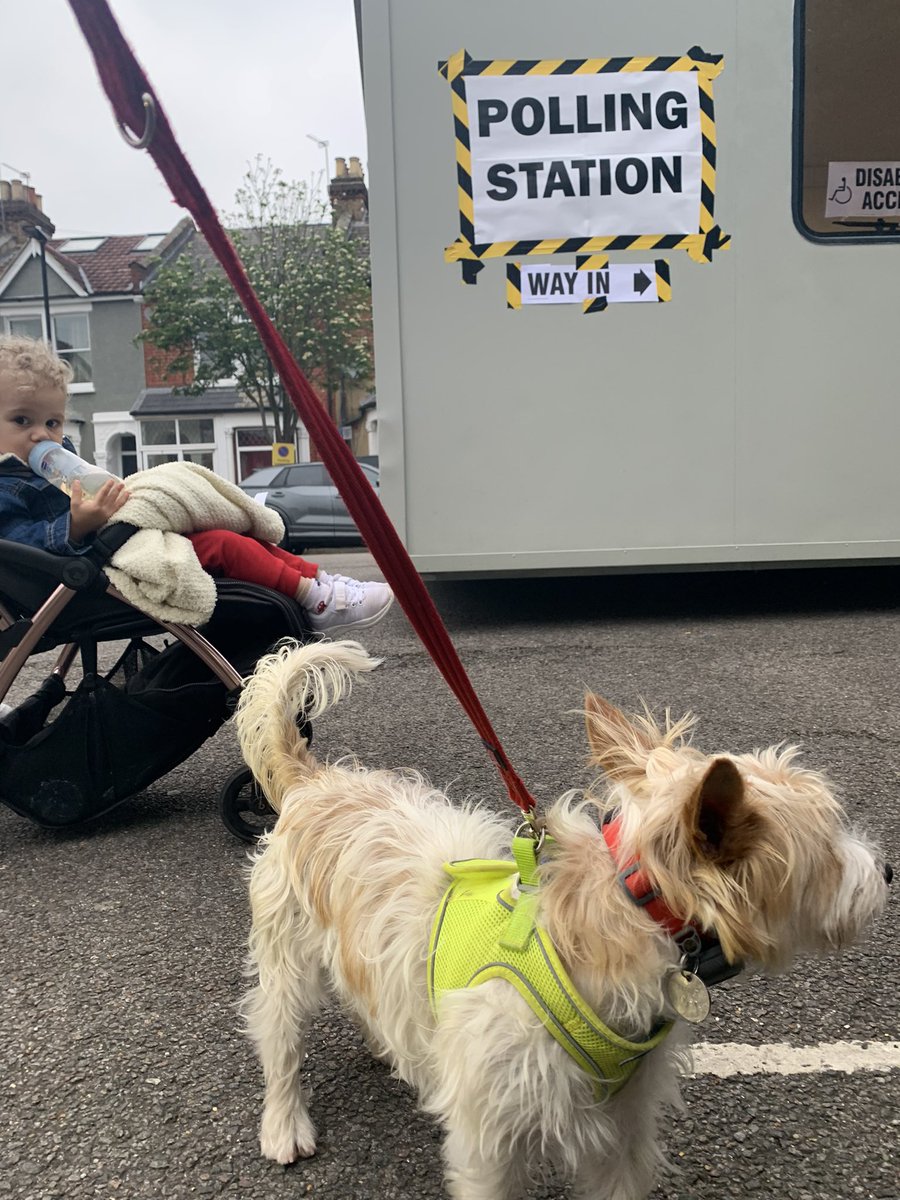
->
[666,969,711,1024]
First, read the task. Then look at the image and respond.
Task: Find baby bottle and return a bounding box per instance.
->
[28,441,119,498]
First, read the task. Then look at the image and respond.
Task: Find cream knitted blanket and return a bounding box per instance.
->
[104,461,285,625]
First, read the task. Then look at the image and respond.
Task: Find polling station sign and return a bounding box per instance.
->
[439,48,730,275]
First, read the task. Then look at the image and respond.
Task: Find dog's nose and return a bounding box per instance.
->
[884,862,893,886]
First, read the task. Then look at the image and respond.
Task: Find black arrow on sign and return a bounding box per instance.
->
[633,269,652,295]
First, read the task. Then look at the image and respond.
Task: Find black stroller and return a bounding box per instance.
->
[0,524,310,841]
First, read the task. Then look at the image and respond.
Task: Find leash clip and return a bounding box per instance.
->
[673,926,703,975]
[514,817,545,857]
[118,92,157,150]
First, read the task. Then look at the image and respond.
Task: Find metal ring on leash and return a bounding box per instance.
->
[515,819,545,854]
[118,92,157,149]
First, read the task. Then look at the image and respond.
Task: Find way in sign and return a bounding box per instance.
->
[519,262,662,306]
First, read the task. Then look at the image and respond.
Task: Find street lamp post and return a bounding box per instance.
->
[22,224,52,344]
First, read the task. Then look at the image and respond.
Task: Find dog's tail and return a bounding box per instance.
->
[235,638,381,811]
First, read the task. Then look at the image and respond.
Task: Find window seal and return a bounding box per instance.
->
[792,0,900,244]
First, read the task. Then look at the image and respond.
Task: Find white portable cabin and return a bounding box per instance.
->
[359,0,900,576]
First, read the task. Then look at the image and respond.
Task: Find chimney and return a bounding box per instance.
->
[129,259,148,291]
[328,156,368,228]
[0,179,55,244]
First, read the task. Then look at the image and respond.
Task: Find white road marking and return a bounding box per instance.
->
[689,1039,900,1077]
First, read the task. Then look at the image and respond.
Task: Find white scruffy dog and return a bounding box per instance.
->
[236,640,890,1200]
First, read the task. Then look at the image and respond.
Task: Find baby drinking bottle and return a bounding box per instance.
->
[28,441,119,498]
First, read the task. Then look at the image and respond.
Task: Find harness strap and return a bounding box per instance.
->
[500,834,543,951]
[68,0,537,816]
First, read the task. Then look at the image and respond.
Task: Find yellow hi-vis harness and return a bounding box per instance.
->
[427,835,672,1100]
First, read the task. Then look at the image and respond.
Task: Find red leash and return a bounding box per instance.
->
[67,0,537,817]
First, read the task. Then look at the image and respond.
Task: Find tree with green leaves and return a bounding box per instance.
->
[139,158,373,444]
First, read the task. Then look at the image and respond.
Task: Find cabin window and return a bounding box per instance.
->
[794,0,900,241]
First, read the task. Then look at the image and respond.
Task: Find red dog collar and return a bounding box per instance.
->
[601,814,744,987]
[601,815,699,940]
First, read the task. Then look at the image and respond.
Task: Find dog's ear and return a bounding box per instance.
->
[685,757,757,864]
[584,692,659,781]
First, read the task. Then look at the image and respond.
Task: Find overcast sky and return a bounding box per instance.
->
[2,0,367,237]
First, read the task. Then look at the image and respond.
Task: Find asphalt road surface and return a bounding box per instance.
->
[2,555,898,1200]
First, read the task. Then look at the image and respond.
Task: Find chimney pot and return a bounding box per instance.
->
[333,157,348,178]
[348,157,363,178]
[0,178,55,242]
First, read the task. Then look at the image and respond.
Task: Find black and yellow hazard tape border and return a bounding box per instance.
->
[654,258,672,303]
[438,47,730,282]
[576,254,608,314]
[506,263,522,309]
[575,254,610,313]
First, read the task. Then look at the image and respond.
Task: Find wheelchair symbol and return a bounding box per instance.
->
[828,176,852,205]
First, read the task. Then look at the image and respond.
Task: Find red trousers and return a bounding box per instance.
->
[188,530,318,598]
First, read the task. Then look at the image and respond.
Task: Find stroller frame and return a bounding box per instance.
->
[0,524,307,839]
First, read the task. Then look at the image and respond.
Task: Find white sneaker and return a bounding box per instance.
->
[305,577,394,634]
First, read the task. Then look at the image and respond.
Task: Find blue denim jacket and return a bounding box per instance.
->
[0,454,93,556]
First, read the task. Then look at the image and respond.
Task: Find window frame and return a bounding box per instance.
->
[137,416,216,470]
[57,237,107,253]
[235,426,280,482]
[792,0,900,245]
[3,314,44,341]
[120,433,139,478]
[1,306,95,390]
[52,310,93,388]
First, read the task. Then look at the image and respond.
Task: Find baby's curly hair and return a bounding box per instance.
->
[0,334,72,399]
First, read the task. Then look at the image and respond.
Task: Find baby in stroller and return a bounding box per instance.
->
[0,335,393,635]
[0,335,391,836]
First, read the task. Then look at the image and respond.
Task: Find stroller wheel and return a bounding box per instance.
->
[219,767,277,842]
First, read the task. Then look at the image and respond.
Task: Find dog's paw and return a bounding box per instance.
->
[260,1108,317,1164]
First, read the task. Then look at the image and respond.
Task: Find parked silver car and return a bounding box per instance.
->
[238,461,379,552]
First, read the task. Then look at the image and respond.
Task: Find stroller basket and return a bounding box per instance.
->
[0,641,228,826]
